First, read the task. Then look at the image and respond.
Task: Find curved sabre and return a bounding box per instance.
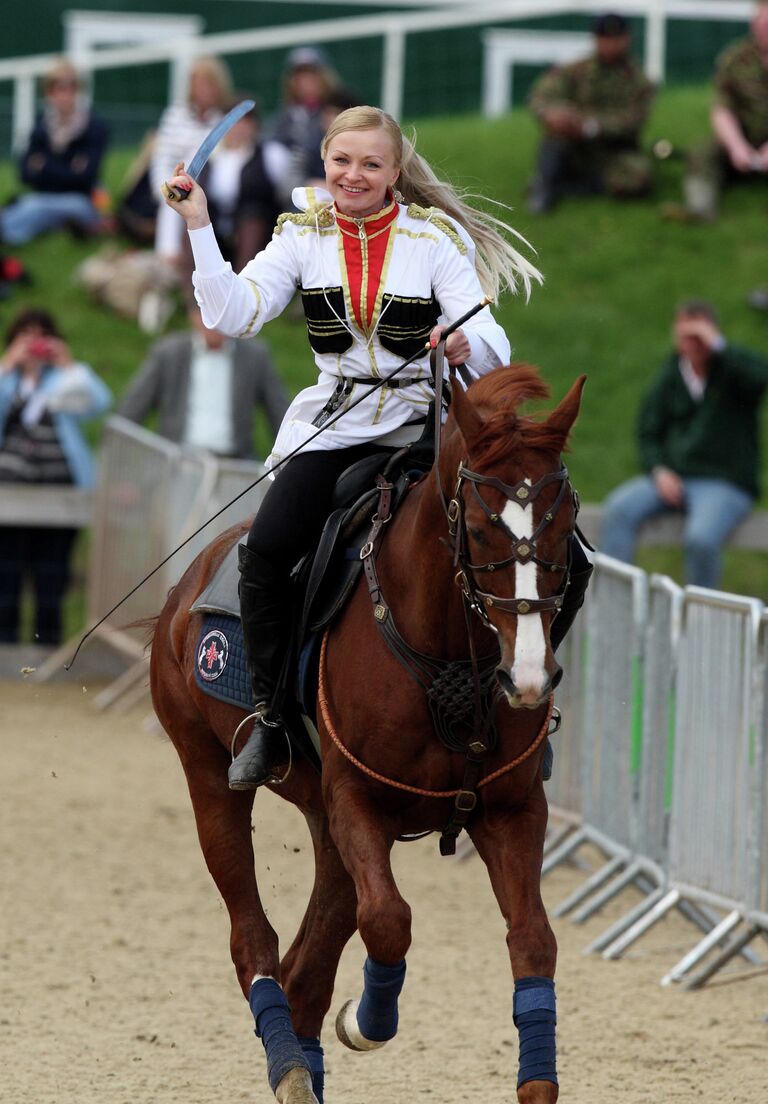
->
[161,98,256,202]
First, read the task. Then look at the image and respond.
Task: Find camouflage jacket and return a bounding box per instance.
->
[528,55,655,141]
[713,37,768,147]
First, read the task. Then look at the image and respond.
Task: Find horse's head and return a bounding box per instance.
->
[444,364,586,710]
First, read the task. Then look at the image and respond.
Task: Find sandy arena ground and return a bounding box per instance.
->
[2,680,767,1103]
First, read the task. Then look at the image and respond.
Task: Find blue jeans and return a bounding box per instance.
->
[600,474,754,589]
[0,192,99,245]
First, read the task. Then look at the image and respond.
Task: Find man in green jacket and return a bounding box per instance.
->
[527,12,655,213]
[600,300,768,588]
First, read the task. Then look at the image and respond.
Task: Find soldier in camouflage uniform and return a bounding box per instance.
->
[681,1,768,221]
[527,12,655,213]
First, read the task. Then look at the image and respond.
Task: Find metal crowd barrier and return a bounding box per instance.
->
[547,560,768,987]
[34,417,267,701]
[577,573,684,950]
[636,590,767,988]
[543,627,586,858]
[546,556,654,917]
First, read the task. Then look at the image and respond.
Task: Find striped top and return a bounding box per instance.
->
[0,393,72,484]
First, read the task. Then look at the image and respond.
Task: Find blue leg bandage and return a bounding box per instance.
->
[513,976,558,1088]
[249,978,311,1094]
[356,957,406,1042]
[298,1036,324,1104]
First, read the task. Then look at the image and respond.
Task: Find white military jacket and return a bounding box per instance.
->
[189,188,511,467]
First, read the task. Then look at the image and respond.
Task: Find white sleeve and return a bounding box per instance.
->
[189,222,301,337]
[431,224,511,379]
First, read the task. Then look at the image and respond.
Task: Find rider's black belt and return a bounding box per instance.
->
[312,375,433,429]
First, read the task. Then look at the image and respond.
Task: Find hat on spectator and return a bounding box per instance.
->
[592,12,629,36]
[285,46,328,71]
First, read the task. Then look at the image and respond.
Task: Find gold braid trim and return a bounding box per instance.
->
[406,204,467,256]
[274,204,335,235]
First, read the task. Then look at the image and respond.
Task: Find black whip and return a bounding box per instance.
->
[65,297,491,669]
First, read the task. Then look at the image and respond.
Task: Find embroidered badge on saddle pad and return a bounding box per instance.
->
[193,614,255,710]
[197,628,229,681]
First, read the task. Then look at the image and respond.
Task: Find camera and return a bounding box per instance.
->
[27,336,54,359]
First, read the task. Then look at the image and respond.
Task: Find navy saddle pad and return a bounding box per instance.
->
[193,609,322,718]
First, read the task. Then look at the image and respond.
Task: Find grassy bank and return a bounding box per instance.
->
[3,83,768,639]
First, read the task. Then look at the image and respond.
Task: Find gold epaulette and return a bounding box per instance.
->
[406,204,467,255]
[274,204,335,235]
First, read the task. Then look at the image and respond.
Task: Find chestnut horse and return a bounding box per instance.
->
[150,364,585,1104]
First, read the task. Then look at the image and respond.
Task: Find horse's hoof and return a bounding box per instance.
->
[517,1079,559,1104]
[335,999,387,1052]
[274,1066,318,1104]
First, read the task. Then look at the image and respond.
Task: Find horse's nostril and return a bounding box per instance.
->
[496,668,516,697]
[551,664,563,689]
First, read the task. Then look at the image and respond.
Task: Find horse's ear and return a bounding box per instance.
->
[449,378,484,447]
[545,375,586,449]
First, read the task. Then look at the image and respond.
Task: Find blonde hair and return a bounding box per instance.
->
[321,106,542,302]
[187,56,233,111]
[42,59,82,94]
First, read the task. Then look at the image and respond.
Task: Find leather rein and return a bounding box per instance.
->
[321,339,575,855]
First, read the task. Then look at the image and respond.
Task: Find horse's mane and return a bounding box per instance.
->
[465,363,565,470]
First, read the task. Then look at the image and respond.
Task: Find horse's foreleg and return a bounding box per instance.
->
[469,797,559,1104]
[279,811,359,1103]
[326,790,410,1053]
[179,738,316,1103]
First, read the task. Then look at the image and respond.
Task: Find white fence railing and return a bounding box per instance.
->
[0,0,756,152]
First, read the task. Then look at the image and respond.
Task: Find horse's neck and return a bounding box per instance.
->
[378,448,488,660]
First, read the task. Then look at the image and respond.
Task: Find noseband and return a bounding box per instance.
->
[446,462,575,629]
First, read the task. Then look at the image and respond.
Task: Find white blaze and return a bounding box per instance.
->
[501,488,547,695]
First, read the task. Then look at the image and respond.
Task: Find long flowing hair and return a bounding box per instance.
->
[321,106,542,302]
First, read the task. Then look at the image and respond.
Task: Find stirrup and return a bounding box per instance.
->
[230,711,293,786]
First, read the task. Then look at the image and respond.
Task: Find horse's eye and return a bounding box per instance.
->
[468,527,488,546]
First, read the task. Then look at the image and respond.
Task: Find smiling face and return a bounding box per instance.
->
[324,127,400,218]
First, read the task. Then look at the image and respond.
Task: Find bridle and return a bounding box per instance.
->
[431,337,576,631]
[445,461,575,632]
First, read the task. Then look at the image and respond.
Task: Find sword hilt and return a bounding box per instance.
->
[162,180,191,203]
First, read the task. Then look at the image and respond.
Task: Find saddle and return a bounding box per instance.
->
[190,440,432,767]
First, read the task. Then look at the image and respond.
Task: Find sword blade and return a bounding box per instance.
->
[186,98,256,180]
[162,98,256,202]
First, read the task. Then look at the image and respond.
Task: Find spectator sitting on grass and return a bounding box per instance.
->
[151,56,232,269]
[526,12,655,214]
[671,0,768,222]
[600,300,768,589]
[176,97,286,289]
[0,59,110,245]
[266,45,340,209]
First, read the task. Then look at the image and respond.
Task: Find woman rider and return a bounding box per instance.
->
[164,105,591,790]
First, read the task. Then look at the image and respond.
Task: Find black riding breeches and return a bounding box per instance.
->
[245,445,381,569]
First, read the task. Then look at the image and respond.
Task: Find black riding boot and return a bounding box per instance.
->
[228,543,290,791]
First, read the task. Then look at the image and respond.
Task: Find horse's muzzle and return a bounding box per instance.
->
[496,663,561,709]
